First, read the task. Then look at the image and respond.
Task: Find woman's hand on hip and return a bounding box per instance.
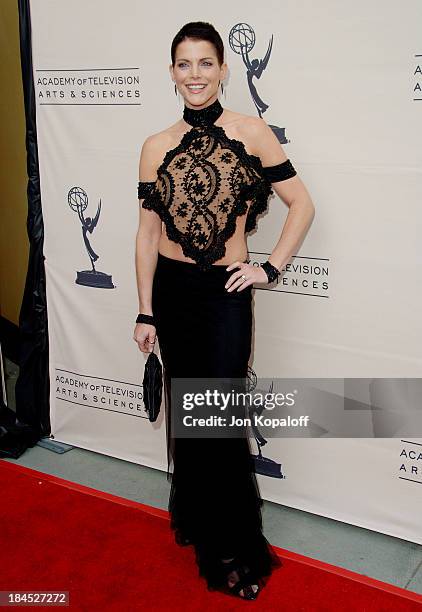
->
[133,323,156,353]
[225,261,268,292]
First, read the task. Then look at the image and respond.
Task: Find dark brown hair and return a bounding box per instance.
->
[171,21,224,67]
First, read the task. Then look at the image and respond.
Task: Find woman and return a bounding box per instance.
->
[134,21,315,600]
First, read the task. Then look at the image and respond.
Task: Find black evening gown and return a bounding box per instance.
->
[152,251,282,591]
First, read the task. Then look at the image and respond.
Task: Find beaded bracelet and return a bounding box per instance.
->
[261,260,280,284]
[136,313,156,326]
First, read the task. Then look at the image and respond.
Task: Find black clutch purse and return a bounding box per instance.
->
[142,348,163,422]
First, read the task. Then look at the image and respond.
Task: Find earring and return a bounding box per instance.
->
[221,82,224,95]
[174,82,181,105]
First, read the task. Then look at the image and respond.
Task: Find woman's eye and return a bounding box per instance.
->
[177,62,213,68]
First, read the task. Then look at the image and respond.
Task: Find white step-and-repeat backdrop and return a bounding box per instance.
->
[29,0,422,544]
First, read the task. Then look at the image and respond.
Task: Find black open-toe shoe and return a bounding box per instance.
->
[221,557,260,601]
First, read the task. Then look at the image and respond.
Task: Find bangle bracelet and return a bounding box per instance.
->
[261,260,280,284]
[136,313,156,326]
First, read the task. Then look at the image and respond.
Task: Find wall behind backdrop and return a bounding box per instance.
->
[29,0,422,544]
[0,0,29,326]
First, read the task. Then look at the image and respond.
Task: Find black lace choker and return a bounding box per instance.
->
[183,98,224,127]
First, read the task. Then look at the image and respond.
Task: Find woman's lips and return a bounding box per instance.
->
[186,84,207,94]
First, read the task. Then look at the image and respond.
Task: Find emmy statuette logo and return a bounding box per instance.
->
[229,23,289,145]
[246,366,285,479]
[68,186,115,288]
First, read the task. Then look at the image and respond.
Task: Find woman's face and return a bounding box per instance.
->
[170,38,227,109]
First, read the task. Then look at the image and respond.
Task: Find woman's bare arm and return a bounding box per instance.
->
[134,135,163,352]
[248,117,315,272]
[136,135,162,313]
[225,116,315,293]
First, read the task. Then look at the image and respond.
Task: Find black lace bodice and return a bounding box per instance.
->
[138,102,296,270]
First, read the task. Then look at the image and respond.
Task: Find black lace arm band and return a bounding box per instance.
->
[262,159,297,183]
[136,313,156,326]
[261,260,280,284]
[137,180,156,199]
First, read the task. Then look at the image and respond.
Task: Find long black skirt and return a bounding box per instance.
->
[152,252,282,591]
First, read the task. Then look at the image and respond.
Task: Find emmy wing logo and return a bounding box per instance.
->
[229,23,288,145]
[67,187,115,288]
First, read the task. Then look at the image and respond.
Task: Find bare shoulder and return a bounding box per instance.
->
[139,121,184,180]
[226,110,288,164]
[222,109,264,136]
[140,126,175,161]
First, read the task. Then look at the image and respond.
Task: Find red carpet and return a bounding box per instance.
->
[0,460,421,611]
